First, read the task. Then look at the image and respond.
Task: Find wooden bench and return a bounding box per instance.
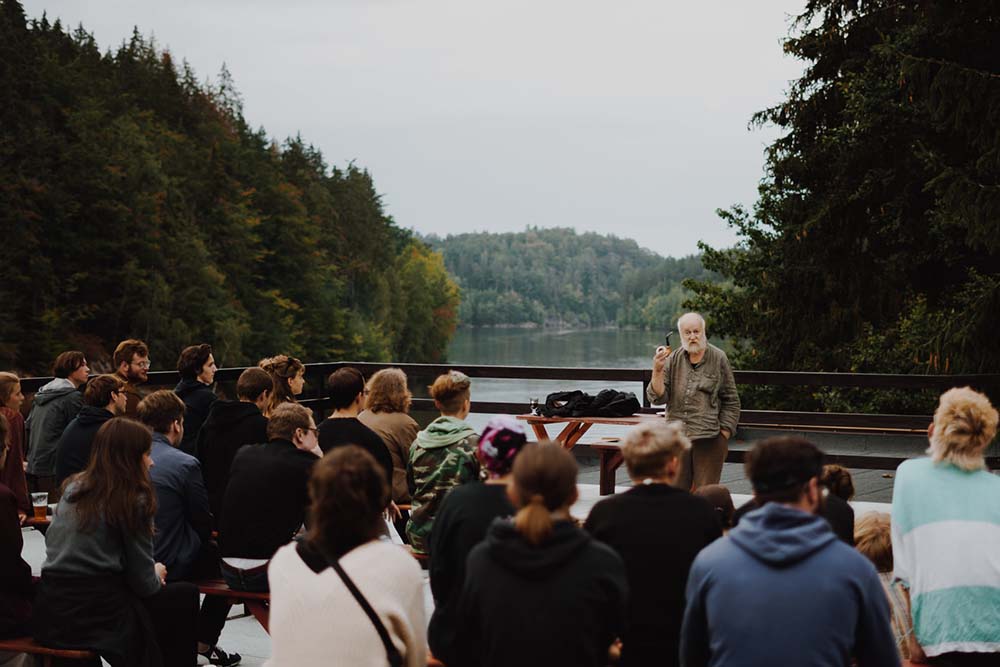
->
[0,636,96,665]
[196,579,270,633]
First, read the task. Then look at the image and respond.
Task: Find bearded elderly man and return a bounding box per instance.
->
[647,312,740,490]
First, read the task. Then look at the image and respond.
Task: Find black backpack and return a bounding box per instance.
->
[540,389,639,418]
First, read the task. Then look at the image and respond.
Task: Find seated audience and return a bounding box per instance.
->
[219,402,321,592]
[428,415,527,665]
[32,418,199,667]
[317,367,393,483]
[406,371,480,554]
[136,391,240,667]
[113,339,150,417]
[855,512,911,661]
[454,443,628,667]
[55,374,126,486]
[266,446,427,667]
[26,351,88,495]
[0,414,32,640]
[197,367,272,522]
[680,436,897,667]
[585,421,722,667]
[694,484,735,532]
[891,387,999,664]
[258,355,305,418]
[0,373,29,521]
[174,343,218,455]
[821,463,855,501]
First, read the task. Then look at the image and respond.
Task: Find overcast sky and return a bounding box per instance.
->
[24,0,806,258]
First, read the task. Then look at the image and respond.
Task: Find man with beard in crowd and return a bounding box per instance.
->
[113,339,150,417]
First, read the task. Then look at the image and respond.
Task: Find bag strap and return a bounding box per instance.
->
[296,541,403,667]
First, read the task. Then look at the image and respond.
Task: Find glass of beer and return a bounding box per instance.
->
[31,492,48,521]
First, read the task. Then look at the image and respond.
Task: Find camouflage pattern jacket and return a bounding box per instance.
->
[406,416,480,554]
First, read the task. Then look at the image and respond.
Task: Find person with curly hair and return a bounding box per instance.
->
[358,368,419,513]
[258,355,305,419]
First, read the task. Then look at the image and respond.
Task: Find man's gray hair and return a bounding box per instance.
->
[677,312,707,333]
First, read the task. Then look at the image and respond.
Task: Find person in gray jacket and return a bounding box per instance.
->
[647,312,740,490]
[26,351,88,495]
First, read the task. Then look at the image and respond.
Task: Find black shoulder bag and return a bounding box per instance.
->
[296,541,403,667]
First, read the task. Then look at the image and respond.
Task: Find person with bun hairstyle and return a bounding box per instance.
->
[266,446,427,667]
[0,372,29,521]
[454,443,628,667]
[258,355,305,419]
[405,371,480,554]
[428,415,527,665]
[820,464,855,501]
[32,418,199,667]
[891,387,1000,663]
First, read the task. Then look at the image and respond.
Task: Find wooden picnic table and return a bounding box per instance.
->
[516,413,661,449]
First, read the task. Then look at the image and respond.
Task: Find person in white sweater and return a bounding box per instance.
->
[266,445,427,667]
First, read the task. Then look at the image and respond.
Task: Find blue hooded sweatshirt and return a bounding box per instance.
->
[680,503,899,667]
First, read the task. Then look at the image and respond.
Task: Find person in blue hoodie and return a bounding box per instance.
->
[174,343,218,456]
[680,436,898,667]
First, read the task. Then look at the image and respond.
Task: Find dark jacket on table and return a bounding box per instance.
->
[55,406,114,486]
[733,494,856,546]
[584,483,722,667]
[196,399,268,522]
[0,483,32,637]
[219,438,317,560]
[174,379,217,456]
[454,519,628,667]
[0,406,30,515]
[150,433,212,580]
[26,378,82,477]
[681,503,898,667]
[317,416,393,485]
[428,483,514,666]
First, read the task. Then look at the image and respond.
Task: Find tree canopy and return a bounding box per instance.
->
[0,1,459,375]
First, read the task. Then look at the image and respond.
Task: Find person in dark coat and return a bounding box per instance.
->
[585,421,722,667]
[174,344,218,456]
[318,367,393,483]
[0,373,30,521]
[454,444,628,667]
[26,351,88,494]
[196,367,272,522]
[55,374,126,486]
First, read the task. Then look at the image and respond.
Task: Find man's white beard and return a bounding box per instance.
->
[682,336,707,354]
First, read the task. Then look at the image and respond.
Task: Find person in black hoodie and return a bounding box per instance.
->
[454,443,628,667]
[174,344,218,455]
[585,421,722,667]
[317,367,393,482]
[197,367,272,522]
[55,374,126,486]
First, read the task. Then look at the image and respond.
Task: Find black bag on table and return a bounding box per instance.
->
[540,389,639,418]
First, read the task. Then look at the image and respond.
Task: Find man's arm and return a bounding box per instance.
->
[647,348,673,405]
[717,354,740,439]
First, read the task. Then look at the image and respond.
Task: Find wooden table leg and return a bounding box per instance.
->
[599,450,624,496]
[530,422,550,442]
[246,600,270,634]
[563,423,593,450]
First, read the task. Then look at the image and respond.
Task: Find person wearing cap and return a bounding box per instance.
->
[680,436,898,667]
[426,415,527,666]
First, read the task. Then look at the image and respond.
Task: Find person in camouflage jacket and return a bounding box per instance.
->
[406,371,480,554]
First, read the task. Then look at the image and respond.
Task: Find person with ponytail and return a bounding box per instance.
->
[427,415,527,665]
[453,443,628,667]
[405,370,479,554]
[259,355,305,418]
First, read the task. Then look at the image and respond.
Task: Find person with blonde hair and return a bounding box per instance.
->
[258,355,305,418]
[854,512,911,661]
[891,386,1000,664]
[585,421,722,667]
[405,371,479,554]
[454,443,628,667]
[359,368,419,515]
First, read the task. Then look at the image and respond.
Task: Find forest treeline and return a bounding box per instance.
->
[424,228,719,330]
[0,1,459,376]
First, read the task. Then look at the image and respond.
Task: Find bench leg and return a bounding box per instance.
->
[599,450,624,495]
[245,600,270,634]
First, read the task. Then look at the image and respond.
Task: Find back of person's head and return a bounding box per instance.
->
[622,420,691,479]
[113,339,149,369]
[267,402,313,442]
[820,464,855,501]
[136,390,186,434]
[745,436,824,505]
[477,415,528,478]
[928,387,998,471]
[694,484,735,529]
[511,443,578,546]
[176,343,213,381]
[52,351,86,379]
[364,368,411,414]
[307,445,389,559]
[259,354,304,414]
[70,417,155,535]
[429,370,471,415]
[0,372,20,406]
[854,512,893,573]
[83,374,124,408]
[327,367,366,410]
[237,367,273,402]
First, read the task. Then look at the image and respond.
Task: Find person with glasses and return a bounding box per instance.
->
[113,339,151,418]
[55,374,127,486]
[219,403,321,592]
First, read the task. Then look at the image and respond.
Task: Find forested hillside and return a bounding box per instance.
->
[0,1,459,375]
[425,228,718,329]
